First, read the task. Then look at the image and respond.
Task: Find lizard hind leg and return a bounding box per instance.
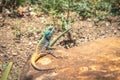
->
[30,52,55,71]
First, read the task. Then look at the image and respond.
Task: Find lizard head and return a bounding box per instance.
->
[47,26,55,32]
[44,26,55,40]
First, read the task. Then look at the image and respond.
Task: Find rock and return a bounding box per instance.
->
[117,27,120,30]
[12,52,18,56]
[30,12,37,16]
[106,22,110,26]
[0,45,6,48]
[28,42,32,45]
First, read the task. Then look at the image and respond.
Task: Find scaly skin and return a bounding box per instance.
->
[30,52,55,71]
[30,26,71,71]
[19,26,71,80]
[30,26,55,71]
[19,52,54,80]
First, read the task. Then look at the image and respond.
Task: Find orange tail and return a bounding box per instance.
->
[30,53,55,71]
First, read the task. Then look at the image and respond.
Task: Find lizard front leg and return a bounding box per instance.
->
[46,47,63,58]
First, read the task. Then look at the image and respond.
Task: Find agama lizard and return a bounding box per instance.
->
[31,26,59,71]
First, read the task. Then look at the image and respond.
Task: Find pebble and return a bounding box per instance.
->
[106,22,110,26]
[28,42,32,45]
[12,52,18,56]
[117,27,120,30]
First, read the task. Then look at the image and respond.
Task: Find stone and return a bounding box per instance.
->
[12,52,18,56]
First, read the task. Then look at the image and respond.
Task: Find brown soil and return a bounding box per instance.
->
[21,38,120,80]
[0,15,120,80]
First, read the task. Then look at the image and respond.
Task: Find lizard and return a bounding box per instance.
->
[30,26,60,71]
[19,26,72,80]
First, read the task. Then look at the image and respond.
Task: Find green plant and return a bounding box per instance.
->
[110,1,120,15]
[73,0,120,20]
[1,62,13,80]
[12,21,21,40]
[1,0,120,18]
[14,69,19,75]
[50,27,72,47]
[24,25,41,37]
[74,0,93,19]
[37,0,66,15]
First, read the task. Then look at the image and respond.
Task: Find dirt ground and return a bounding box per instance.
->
[0,15,120,80]
[20,38,120,80]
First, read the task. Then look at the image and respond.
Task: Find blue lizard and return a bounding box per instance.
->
[19,26,71,80]
[31,26,59,71]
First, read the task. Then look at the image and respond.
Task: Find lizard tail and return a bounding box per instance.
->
[31,53,55,71]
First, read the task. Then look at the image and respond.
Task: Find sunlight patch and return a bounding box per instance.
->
[38,58,52,65]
